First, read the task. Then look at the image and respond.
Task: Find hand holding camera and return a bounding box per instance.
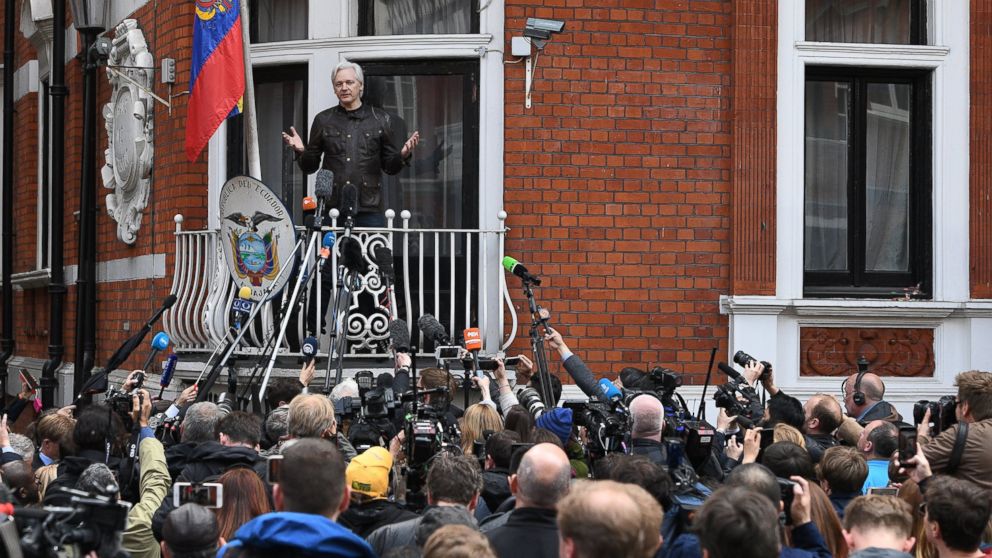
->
[789,476,813,526]
[131,389,152,428]
[742,427,761,464]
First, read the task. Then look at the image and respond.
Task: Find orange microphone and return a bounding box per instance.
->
[464,327,483,377]
[302,196,317,211]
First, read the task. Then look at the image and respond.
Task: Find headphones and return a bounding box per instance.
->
[852,371,867,406]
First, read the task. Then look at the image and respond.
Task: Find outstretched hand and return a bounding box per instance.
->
[401,131,420,158]
[282,126,304,153]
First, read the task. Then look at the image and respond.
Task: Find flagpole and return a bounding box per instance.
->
[239,0,261,179]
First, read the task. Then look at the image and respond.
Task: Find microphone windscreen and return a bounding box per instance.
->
[160,354,178,388]
[238,286,253,299]
[340,237,369,274]
[502,256,518,273]
[302,336,319,364]
[417,314,449,345]
[322,231,336,248]
[163,294,178,309]
[375,246,395,283]
[598,378,622,401]
[619,367,646,389]
[341,184,359,217]
[463,328,482,352]
[315,169,334,199]
[355,370,374,391]
[376,373,394,389]
[302,196,317,211]
[151,332,171,351]
[389,319,411,353]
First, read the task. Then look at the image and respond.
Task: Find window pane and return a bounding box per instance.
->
[250,0,307,42]
[805,80,850,272]
[359,0,476,35]
[806,0,915,44]
[864,82,911,272]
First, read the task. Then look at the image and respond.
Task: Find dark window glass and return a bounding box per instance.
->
[804,67,931,297]
[358,0,478,36]
[227,65,308,224]
[805,0,926,44]
[40,79,50,269]
[250,0,308,43]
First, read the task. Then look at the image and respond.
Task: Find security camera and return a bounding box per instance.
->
[523,18,565,41]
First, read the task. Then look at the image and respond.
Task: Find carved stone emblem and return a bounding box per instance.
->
[101,19,155,245]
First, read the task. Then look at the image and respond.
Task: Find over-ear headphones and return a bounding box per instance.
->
[852,371,866,406]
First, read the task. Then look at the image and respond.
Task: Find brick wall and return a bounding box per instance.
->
[502,0,732,380]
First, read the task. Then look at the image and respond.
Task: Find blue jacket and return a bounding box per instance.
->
[217,512,376,558]
[664,522,831,558]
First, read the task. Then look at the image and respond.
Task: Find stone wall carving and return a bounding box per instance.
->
[799,327,935,377]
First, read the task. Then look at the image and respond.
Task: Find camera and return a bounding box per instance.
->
[523,17,565,40]
[913,395,958,436]
[566,400,629,455]
[173,482,223,508]
[733,350,772,380]
[712,382,764,428]
[15,488,131,558]
[517,387,546,418]
[334,395,363,421]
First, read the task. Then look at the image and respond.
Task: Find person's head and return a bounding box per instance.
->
[818,446,867,496]
[695,486,780,558]
[161,503,223,558]
[215,468,271,541]
[629,394,664,440]
[331,60,364,108]
[346,447,393,503]
[414,506,479,548]
[529,373,562,406]
[287,394,337,440]
[765,392,805,430]
[923,476,992,555]
[2,460,39,505]
[954,370,992,423]
[484,430,520,471]
[73,404,124,454]
[598,454,673,512]
[772,423,806,448]
[274,438,348,519]
[760,441,815,481]
[329,379,359,403]
[419,368,456,407]
[425,453,483,509]
[529,427,565,448]
[423,524,496,558]
[842,495,915,554]
[842,372,885,416]
[804,394,843,435]
[8,433,35,466]
[181,402,223,444]
[510,442,571,510]
[264,406,289,447]
[77,463,119,497]
[534,408,573,446]
[216,411,262,449]
[503,405,534,443]
[724,463,781,510]
[34,413,74,460]
[857,420,897,460]
[265,378,303,411]
[558,480,663,558]
[459,404,503,455]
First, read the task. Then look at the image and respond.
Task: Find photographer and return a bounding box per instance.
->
[119,389,172,558]
[339,447,417,538]
[919,370,992,491]
[43,403,126,507]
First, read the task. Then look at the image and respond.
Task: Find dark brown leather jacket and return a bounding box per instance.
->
[297,103,407,213]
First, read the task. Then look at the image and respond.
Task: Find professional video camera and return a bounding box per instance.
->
[569,400,630,455]
[14,488,131,558]
[914,395,958,436]
[713,359,765,428]
[103,371,147,424]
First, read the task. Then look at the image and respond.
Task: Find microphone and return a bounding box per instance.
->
[158,353,178,399]
[319,231,336,272]
[389,319,411,354]
[418,314,450,346]
[340,237,369,274]
[313,169,334,229]
[375,247,395,285]
[302,196,317,212]
[598,378,623,403]
[376,373,395,408]
[230,286,254,331]
[400,385,449,401]
[463,327,483,377]
[717,362,746,384]
[502,256,542,285]
[302,336,319,366]
[341,183,359,220]
[141,332,171,374]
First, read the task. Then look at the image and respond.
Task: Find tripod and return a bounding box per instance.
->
[323,210,358,392]
[522,280,556,407]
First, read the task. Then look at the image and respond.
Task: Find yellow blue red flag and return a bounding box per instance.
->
[185,0,245,161]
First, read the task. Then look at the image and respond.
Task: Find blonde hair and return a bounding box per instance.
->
[287,394,336,439]
[558,480,663,558]
[35,463,59,501]
[774,423,806,448]
[459,404,502,455]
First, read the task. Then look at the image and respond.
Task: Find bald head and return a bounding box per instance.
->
[630,395,664,440]
[513,443,571,509]
[858,419,897,459]
[804,393,843,435]
[844,372,885,415]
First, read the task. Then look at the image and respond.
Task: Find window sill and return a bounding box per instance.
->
[795,41,950,58]
[719,295,992,319]
[7,269,51,291]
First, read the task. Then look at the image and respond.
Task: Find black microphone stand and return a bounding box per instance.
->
[522,279,555,407]
[697,347,718,421]
[324,209,358,392]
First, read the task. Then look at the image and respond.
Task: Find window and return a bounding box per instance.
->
[805,0,926,44]
[249,0,307,43]
[358,0,478,35]
[227,65,309,224]
[804,67,931,297]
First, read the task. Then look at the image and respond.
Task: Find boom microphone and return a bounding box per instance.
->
[340,237,369,274]
[158,353,178,398]
[375,246,395,284]
[717,362,746,384]
[313,169,334,229]
[418,314,451,345]
[598,378,623,403]
[463,327,483,377]
[389,319,411,354]
[230,286,254,331]
[341,183,359,220]
[319,232,336,272]
[502,256,542,285]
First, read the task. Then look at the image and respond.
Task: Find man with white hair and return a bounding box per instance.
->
[629,394,667,467]
[282,60,420,228]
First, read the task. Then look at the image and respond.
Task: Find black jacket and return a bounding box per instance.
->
[858,401,905,426]
[562,354,605,402]
[43,449,122,506]
[339,499,418,539]
[632,438,668,469]
[480,469,512,513]
[163,441,199,480]
[805,433,838,463]
[297,103,407,214]
[487,507,559,558]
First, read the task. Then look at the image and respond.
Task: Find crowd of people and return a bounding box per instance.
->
[0,326,989,558]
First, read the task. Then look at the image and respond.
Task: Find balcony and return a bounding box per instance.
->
[163,210,520,366]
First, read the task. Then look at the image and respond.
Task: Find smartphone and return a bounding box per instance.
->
[477,358,500,371]
[18,369,38,392]
[868,487,899,496]
[267,455,284,484]
[898,426,917,463]
[759,428,775,451]
[504,356,522,367]
[436,346,461,360]
[777,478,796,525]
[174,482,223,508]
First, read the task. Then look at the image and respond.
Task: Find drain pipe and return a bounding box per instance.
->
[0,0,18,405]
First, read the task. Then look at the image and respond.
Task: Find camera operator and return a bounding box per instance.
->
[835,372,908,446]
[43,403,126,507]
[918,370,992,491]
[267,393,358,461]
[161,503,224,558]
[543,328,604,401]
[218,438,376,558]
[629,394,667,468]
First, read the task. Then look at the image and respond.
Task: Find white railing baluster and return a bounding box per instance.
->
[464,231,472,338]
[402,211,414,349]
[448,231,455,349]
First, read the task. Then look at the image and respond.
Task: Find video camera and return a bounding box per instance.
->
[14,488,131,558]
[713,356,766,428]
[914,395,958,436]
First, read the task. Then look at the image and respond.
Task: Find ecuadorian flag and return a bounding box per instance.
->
[185,0,246,161]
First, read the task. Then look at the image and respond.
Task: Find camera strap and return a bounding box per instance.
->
[947,421,969,474]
